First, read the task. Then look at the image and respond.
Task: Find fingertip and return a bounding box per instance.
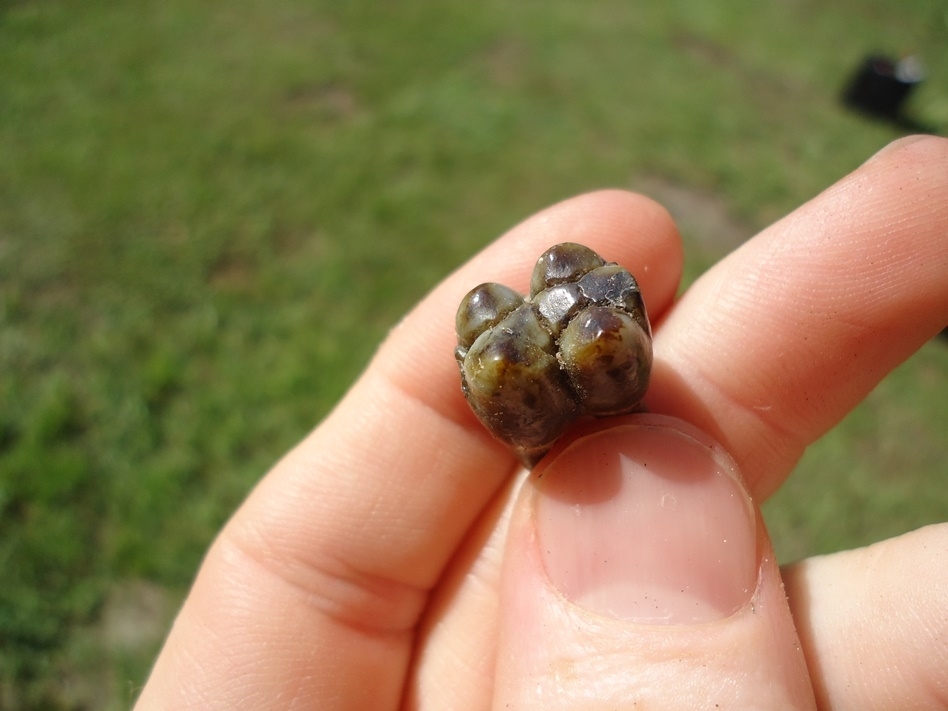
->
[862,133,948,166]
[783,524,948,711]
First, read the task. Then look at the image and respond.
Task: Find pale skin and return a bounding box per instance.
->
[134,135,948,710]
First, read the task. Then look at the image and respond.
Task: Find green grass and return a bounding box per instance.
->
[1,0,946,707]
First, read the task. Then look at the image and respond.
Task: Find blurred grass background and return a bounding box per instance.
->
[1,0,945,707]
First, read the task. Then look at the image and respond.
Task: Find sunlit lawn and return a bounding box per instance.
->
[1,0,945,707]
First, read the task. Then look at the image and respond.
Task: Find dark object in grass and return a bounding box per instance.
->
[843,54,924,119]
[455,243,652,467]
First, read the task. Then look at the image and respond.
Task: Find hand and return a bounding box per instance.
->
[133,135,948,710]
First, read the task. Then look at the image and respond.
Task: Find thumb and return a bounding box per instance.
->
[493,414,816,710]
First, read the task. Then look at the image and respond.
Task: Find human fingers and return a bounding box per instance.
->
[493,415,816,709]
[488,137,947,710]
[134,191,684,710]
[648,135,948,500]
[783,523,948,710]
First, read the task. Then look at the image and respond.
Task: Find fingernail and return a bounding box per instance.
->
[533,416,757,624]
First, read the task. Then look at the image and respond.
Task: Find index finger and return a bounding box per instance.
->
[135,189,683,710]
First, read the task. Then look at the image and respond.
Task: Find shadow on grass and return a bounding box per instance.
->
[843,106,943,136]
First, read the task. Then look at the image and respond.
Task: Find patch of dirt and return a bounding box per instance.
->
[632,175,752,255]
[101,579,174,653]
[53,580,177,711]
[283,83,360,121]
[672,30,736,69]
[481,38,530,89]
[671,30,813,120]
[208,252,256,291]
